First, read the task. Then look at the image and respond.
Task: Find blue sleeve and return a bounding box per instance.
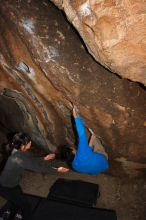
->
[75,116,91,154]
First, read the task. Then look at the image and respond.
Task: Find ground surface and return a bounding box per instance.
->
[0,169,145,220]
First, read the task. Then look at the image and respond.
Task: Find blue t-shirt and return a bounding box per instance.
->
[72,117,109,175]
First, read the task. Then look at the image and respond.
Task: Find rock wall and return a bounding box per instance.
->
[0,0,146,177]
[51,0,146,85]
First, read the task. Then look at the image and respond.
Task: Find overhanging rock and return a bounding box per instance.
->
[51,0,146,85]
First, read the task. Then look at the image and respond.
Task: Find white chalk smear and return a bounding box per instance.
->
[79,1,91,17]
[23,19,35,34]
[44,46,59,62]
[17,62,35,79]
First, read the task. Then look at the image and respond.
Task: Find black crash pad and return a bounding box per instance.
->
[48,178,100,207]
[33,199,117,220]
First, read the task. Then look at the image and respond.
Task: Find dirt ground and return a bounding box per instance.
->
[0,169,145,220]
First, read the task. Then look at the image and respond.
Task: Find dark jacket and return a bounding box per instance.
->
[0,149,57,187]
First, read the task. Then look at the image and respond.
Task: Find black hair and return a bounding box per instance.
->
[5,132,31,154]
[0,133,31,170]
[57,145,75,166]
[11,132,31,150]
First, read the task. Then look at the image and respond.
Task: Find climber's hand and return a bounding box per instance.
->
[73,105,79,117]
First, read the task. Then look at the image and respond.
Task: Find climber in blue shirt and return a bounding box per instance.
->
[62,106,109,175]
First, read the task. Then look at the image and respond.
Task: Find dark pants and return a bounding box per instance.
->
[0,184,32,220]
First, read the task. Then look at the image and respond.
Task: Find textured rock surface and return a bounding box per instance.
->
[51,0,146,85]
[0,0,146,178]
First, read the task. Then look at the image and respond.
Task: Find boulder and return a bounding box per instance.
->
[51,0,146,85]
[0,0,146,177]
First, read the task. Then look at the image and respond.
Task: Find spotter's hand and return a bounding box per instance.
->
[44,153,56,160]
[57,167,70,173]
